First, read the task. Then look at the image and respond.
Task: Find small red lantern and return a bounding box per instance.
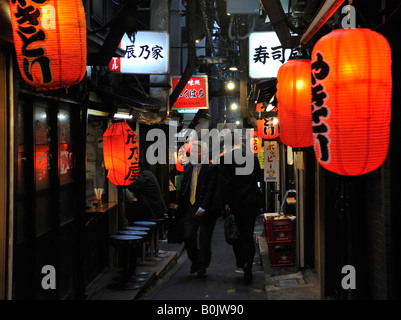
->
[250,130,262,154]
[175,142,192,173]
[103,122,139,186]
[9,0,87,90]
[257,118,279,140]
[277,59,313,148]
[311,28,392,175]
[174,151,185,172]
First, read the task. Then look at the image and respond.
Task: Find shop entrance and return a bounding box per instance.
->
[12,93,85,299]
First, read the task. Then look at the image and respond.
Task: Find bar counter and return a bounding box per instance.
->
[86,202,118,214]
[84,202,119,287]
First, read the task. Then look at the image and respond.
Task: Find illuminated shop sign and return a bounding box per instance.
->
[109,31,169,74]
[249,32,297,79]
[171,76,209,110]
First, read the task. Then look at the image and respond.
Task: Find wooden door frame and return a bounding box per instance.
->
[0,50,13,300]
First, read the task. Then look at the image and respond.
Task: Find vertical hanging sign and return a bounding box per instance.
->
[264,141,279,182]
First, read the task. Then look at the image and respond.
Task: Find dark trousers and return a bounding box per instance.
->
[183,205,217,270]
[231,210,257,268]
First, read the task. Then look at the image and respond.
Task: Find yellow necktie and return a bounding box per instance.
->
[190,164,198,205]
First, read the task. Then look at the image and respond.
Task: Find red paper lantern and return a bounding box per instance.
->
[250,130,262,154]
[103,122,139,186]
[174,152,184,172]
[9,0,87,90]
[277,59,313,148]
[311,28,392,175]
[257,118,279,140]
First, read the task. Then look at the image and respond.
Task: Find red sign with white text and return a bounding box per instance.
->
[171,76,209,110]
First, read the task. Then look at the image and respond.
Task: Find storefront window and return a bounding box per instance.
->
[58,107,74,184]
[34,105,51,190]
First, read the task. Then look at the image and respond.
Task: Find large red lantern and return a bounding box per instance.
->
[103,122,139,186]
[311,28,392,175]
[9,0,87,90]
[257,118,279,140]
[277,59,313,148]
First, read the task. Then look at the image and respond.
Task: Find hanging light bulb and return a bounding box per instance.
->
[228,56,238,71]
[226,81,235,90]
[229,65,238,71]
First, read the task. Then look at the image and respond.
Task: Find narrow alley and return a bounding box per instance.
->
[139,217,267,301]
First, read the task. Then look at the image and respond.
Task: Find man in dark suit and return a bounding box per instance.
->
[171,141,218,277]
[127,162,167,222]
[220,136,263,281]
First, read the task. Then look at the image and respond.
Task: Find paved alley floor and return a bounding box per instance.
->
[138,217,267,300]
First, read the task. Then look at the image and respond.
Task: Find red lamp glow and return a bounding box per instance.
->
[9,0,87,90]
[277,59,313,148]
[257,118,279,140]
[103,122,139,186]
[250,130,262,154]
[311,28,392,175]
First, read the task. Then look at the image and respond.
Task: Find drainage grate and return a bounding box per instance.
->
[279,279,299,286]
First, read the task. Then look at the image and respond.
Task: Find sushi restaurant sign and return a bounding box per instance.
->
[249,32,296,79]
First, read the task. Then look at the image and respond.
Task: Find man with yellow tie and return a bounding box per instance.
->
[171,140,218,277]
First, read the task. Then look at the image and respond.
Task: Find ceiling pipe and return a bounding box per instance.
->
[300,0,346,46]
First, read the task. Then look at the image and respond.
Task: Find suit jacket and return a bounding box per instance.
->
[220,146,263,214]
[178,163,218,216]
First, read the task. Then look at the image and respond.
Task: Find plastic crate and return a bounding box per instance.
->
[264,214,295,243]
[267,241,296,266]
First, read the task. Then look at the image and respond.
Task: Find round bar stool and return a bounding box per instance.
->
[149,218,168,257]
[122,226,151,264]
[116,230,149,280]
[123,226,151,263]
[118,230,148,237]
[108,234,143,290]
[122,226,150,232]
[133,221,157,259]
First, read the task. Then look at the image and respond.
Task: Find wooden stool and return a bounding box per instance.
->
[108,234,143,290]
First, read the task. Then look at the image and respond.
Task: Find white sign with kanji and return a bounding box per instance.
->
[264,140,279,182]
[109,31,169,74]
[249,32,296,79]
